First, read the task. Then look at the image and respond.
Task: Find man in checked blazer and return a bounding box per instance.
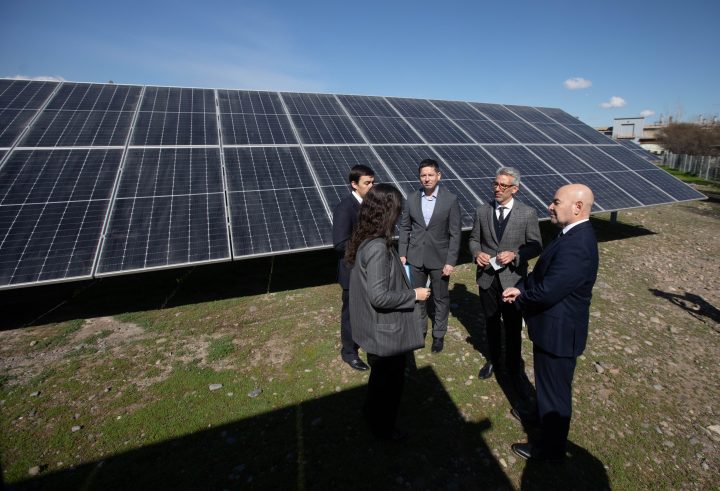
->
[398,159,461,353]
[468,167,542,420]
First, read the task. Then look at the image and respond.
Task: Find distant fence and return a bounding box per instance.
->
[662,152,720,182]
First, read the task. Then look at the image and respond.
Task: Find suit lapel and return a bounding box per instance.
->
[486,202,499,245]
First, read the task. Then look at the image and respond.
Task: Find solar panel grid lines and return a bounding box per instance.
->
[0,79,707,289]
[0,80,60,148]
[276,94,334,220]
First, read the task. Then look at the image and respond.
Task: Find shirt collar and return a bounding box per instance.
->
[495,197,514,211]
[422,185,439,200]
[562,218,589,235]
[352,191,362,203]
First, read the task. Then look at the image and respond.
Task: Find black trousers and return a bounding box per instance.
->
[340,288,359,361]
[533,344,577,457]
[409,264,449,338]
[480,275,536,415]
[479,275,524,372]
[364,352,406,437]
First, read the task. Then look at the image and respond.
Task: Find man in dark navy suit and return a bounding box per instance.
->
[502,184,599,462]
[332,165,375,371]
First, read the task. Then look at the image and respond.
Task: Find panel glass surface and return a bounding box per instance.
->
[635,169,707,201]
[0,200,110,286]
[599,146,658,171]
[117,148,223,198]
[470,103,520,121]
[493,121,553,144]
[132,87,217,146]
[386,98,445,118]
[0,80,58,147]
[98,193,229,273]
[337,95,399,117]
[403,117,472,144]
[218,90,296,145]
[565,172,641,210]
[372,145,442,182]
[433,145,500,178]
[0,149,122,205]
[608,171,672,205]
[20,83,141,147]
[520,174,571,210]
[562,124,614,144]
[430,100,487,120]
[535,107,583,125]
[504,105,556,124]
[483,146,555,176]
[532,123,587,144]
[565,146,628,171]
[451,119,516,144]
[289,114,365,144]
[303,146,388,187]
[229,187,331,256]
[351,116,423,144]
[224,146,313,192]
[526,145,595,174]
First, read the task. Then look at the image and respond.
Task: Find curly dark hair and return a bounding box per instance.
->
[345,183,404,265]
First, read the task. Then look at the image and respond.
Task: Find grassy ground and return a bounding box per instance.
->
[1,190,719,490]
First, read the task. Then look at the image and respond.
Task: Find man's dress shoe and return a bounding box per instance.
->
[347,358,369,371]
[478,361,494,379]
[511,443,564,463]
[431,337,444,353]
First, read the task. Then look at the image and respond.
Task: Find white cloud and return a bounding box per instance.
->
[640,109,655,118]
[5,75,66,82]
[563,77,592,90]
[600,96,627,108]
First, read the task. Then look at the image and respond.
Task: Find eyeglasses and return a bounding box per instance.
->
[492,182,516,191]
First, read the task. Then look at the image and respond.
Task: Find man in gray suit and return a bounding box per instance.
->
[399,159,461,353]
[469,167,542,420]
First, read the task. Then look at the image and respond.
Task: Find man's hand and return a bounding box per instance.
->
[400,256,406,265]
[502,287,521,303]
[415,287,431,301]
[496,251,516,265]
[475,252,491,267]
[442,264,454,276]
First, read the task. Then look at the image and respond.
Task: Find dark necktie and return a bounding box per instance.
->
[498,206,506,222]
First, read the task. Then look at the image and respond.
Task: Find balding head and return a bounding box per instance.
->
[548,184,594,227]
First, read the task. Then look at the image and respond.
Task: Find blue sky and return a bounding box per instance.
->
[2,0,718,127]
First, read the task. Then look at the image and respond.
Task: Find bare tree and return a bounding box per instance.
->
[658,122,720,156]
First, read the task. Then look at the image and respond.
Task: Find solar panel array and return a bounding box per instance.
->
[0,79,705,289]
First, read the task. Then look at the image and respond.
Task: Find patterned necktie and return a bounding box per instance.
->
[498,206,506,221]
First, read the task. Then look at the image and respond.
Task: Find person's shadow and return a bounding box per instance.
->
[519,441,611,490]
[649,288,720,328]
[449,282,537,418]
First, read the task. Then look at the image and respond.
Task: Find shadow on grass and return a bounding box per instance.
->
[649,288,720,326]
[9,365,608,490]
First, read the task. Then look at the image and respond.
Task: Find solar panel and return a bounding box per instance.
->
[0,78,705,289]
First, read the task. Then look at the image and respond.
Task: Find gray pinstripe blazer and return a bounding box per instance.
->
[349,238,424,356]
[468,199,542,290]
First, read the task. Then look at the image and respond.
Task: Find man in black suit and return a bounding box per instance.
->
[468,167,542,421]
[333,165,375,371]
[398,159,461,353]
[503,184,599,462]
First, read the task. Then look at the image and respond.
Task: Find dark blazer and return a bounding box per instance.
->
[332,194,360,289]
[516,221,599,357]
[468,199,542,290]
[398,186,461,269]
[350,238,419,356]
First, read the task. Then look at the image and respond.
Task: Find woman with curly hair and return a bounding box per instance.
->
[346,183,431,440]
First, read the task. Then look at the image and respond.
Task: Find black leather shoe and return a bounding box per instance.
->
[347,358,369,371]
[478,361,494,379]
[431,337,444,353]
[511,443,564,463]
